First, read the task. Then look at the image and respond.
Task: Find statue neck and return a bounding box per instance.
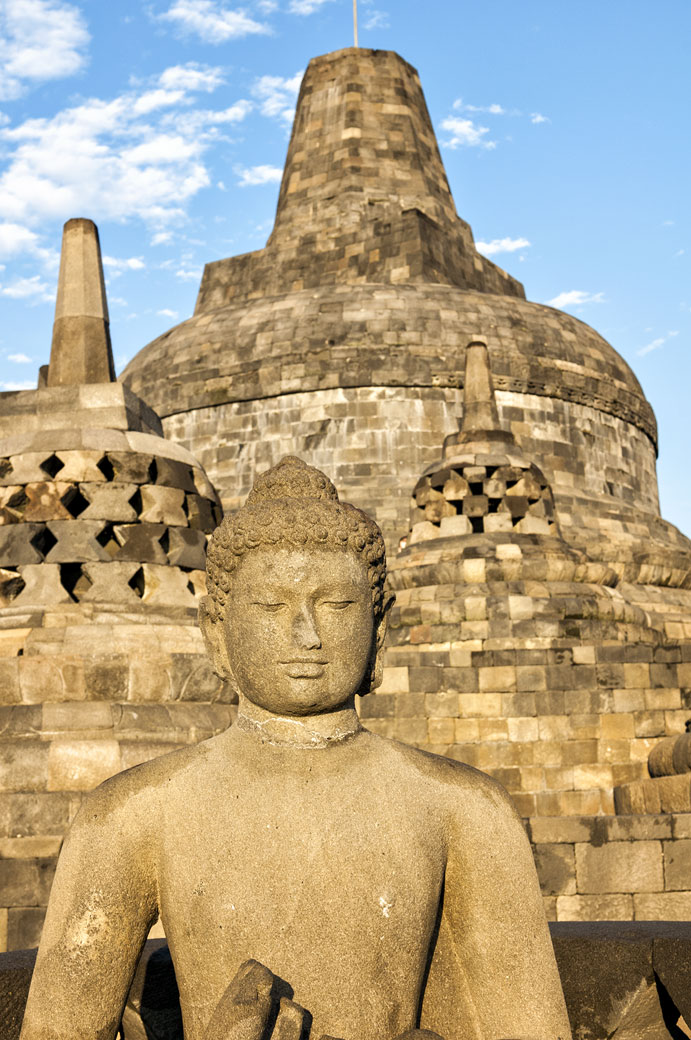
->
[235,695,362,749]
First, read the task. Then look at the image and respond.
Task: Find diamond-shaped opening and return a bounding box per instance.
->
[30,525,58,558]
[60,563,93,602]
[128,566,145,598]
[6,488,27,513]
[96,523,120,558]
[468,482,483,496]
[186,579,196,596]
[158,528,170,554]
[0,459,13,480]
[487,498,501,513]
[128,488,142,515]
[60,486,89,518]
[469,516,484,534]
[148,459,158,483]
[0,569,25,602]
[96,455,115,481]
[40,453,64,478]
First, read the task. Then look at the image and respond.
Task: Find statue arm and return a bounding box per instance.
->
[422,774,571,1040]
[19,779,158,1040]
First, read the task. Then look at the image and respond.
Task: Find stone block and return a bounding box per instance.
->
[165,527,207,569]
[19,482,76,523]
[0,836,62,858]
[377,667,408,694]
[7,907,46,952]
[112,523,169,564]
[663,840,691,891]
[0,526,43,566]
[42,701,113,734]
[19,655,86,704]
[533,843,576,896]
[43,520,111,563]
[47,739,121,791]
[139,486,187,526]
[107,452,154,484]
[84,656,129,701]
[13,565,73,607]
[634,892,691,920]
[137,564,197,607]
[167,654,222,702]
[48,450,107,483]
[80,561,143,604]
[4,791,77,838]
[0,741,49,792]
[152,457,196,493]
[575,841,663,894]
[0,859,55,906]
[0,660,21,705]
[555,894,634,921]
[79,483,139,522]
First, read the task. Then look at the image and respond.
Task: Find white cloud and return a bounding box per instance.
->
[674,248,685,257]
[160,0,269,42]
[453,98,505,115]
[363,9,389,29]
[158,63,225,93]
[0,221,38,257]
[668,330,680,337]
[252,72,302,123]
[0,65,252,232]
[441,116,496,150]
[7,352,31,363]
[103,255,146,273]
[531,112,549,124]
[0,379,35,390]
[545,290,605,309]
[476,236,531,257]
[638,336,666,357]
[288,0,333,13]
[237,164,283,186]
[151,231,174,246]
[0,274,53,300]
[157,308,179,318]
[0,0,89,100]
[175,266,202,280]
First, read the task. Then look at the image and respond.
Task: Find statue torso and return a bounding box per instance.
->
[150,727,449,1040]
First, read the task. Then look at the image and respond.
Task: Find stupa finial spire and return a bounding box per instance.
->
[47,218,115,387]
[443,338,515,456]
[353,0,358,46]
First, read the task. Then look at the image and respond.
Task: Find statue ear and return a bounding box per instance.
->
[199,596,233,683]
[370,591,395,692]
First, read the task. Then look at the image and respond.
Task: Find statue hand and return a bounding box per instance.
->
[205,960,307,1040]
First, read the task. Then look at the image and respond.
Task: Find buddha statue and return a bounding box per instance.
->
[20,457,571,1040]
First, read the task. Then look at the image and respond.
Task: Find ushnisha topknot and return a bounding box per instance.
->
[205,456,388,626]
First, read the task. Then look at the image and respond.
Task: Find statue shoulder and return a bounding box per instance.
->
[367,730,521,824]
[73,738,218,835]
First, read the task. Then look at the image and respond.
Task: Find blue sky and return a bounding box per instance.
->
[0,0,688,535]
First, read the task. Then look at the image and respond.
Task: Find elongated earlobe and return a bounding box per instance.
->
[199,596,234,683]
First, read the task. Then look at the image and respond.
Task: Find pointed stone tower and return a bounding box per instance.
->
[122,48,691,611]
[0,219,228,952]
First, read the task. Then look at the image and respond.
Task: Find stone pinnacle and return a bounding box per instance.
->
[443,338,514,455]
[47,218,115,386]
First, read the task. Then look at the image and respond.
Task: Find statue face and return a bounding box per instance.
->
[225,547,375,716]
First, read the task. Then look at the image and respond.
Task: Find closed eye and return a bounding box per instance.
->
[323,601,354,610]
[253,602,286,613]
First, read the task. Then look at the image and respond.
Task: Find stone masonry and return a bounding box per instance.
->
[0,220,231,952]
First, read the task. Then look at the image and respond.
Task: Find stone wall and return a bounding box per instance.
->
[159,381,674,568]
[530,813,691,922]
[364,642,691,818]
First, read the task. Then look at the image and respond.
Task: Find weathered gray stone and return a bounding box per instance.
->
[19,458,569,1040]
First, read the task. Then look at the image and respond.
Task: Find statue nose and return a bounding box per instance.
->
[292,605,321,650]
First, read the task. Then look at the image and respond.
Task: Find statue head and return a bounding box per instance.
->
[200,457,393,716]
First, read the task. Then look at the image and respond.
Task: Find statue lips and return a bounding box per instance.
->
[280,659,328,678]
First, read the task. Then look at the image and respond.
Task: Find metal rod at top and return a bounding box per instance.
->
[353,0,358,47]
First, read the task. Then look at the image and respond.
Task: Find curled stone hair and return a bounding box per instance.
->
[205,456,388,626]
